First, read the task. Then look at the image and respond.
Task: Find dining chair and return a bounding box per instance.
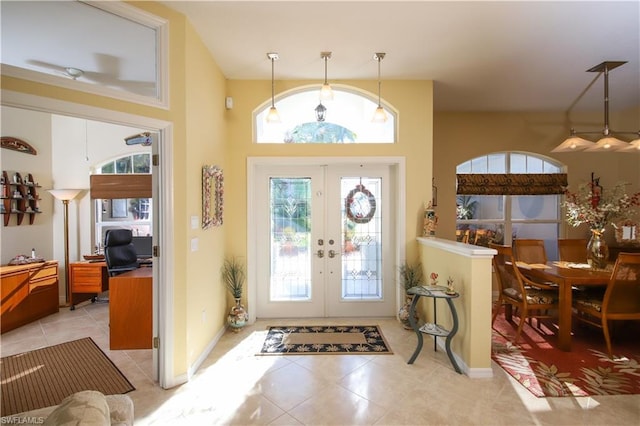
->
[513,239,548,264]
[490,243,559,342]
[573,252,640,358]
[558,238,588,263]
[456,229,470,244]
[473,229,489,246]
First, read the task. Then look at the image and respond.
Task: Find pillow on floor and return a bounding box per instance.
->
[44,390,110,426]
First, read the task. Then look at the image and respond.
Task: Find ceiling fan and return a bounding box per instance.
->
[25,53,156,97]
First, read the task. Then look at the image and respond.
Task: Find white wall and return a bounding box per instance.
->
[0,107,54,263]
[1,106,149,304]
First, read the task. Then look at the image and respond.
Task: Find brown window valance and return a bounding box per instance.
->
[456,173,567,195]
[90,174,152,199]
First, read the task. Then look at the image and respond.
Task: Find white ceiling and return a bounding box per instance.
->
[2,1,639,113]
[161,0,640,113]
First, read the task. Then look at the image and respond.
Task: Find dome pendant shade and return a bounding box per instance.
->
[551,130,595,152]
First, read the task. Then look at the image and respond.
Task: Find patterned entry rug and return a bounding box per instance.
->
[258,325,393,355]
[492,314,640,397]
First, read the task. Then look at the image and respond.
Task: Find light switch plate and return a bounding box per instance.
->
[191,215,199,229]
[191,237,198,252]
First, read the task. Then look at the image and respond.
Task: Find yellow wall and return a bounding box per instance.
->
[434,108,640,245]
[0,2,228,380]
[225,80,434,270]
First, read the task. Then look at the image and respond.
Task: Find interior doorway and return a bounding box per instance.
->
[1,90,173,388]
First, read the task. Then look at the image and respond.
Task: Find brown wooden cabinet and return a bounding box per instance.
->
[1,261,59,333]
[109,267,152,349]
[1,170,42,226]
[69,261,109,309]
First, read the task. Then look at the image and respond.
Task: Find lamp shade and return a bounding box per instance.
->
[372,106,387,123]
[266,106,281,123]
[583,136,629,152]
[48,188,82,201]
[320,83,333,101]
[619,138,640,152]
[551,136,594,152]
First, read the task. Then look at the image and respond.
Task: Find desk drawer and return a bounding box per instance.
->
[30,264,58,281]
[71,264,106,293]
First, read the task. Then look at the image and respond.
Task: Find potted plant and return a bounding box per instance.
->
[398,261,424,329]
[222,257,248,331]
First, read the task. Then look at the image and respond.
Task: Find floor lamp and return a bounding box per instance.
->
[48,189,82,306]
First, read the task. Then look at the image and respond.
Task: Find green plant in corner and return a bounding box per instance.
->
[222,257,246,299]
[398,261,424,294]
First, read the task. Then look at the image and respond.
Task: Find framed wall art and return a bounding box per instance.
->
[202,165,224,229]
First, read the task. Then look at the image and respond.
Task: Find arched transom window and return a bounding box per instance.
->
[254,86,396,143]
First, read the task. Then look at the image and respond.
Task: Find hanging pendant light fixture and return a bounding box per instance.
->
[319,51,333,101]
[372,52,387,123]
[315,102,327,122]
[552,61,639,153]
[266,52,281,123]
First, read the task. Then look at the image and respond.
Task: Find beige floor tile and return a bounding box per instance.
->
[3,314,640,425]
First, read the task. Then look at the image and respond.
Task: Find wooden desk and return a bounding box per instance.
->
[518,261,610,351]
[69,261,108,310]
[1,261,59,333]
[109,267,152,350]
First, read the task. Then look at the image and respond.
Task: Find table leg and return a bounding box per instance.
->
[557,280,572,351]
[407,294,423,364]
[445,298,462,374]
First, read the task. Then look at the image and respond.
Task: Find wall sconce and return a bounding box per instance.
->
[552,61,639,153]
[372,52,387,123]
[266,52,281,123]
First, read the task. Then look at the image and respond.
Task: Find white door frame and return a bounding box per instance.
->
[1,89,175,389]
[247,156,406,321]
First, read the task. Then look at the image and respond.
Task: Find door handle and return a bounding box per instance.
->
[316,249,324,258]
[328,249,341,258]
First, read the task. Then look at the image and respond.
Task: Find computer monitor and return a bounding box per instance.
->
[132,236,153,259]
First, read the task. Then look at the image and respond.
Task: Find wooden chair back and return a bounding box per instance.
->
[456,229,470,244]
[604,253,640,318]
[574,253,640,357]
[490,242,559,342]
[513,239,548,264]
[557,238,588,263]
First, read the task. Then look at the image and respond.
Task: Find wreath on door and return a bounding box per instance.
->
[345,184,376,224]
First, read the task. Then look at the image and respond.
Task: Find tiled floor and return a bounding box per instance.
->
[1,302,639,425]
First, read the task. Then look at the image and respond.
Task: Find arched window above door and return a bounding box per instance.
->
[254,86,396,143]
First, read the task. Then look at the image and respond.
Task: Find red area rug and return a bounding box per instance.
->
[491,313,640,397]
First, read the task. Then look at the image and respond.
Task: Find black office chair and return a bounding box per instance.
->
[104,229,139,277]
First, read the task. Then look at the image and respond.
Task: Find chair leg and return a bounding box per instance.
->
[514,311,526,343]
[602,317,614,358]
[491,296,503,325]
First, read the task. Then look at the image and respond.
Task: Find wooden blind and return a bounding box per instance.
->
[456,173,567,195]
[90,174,152,199]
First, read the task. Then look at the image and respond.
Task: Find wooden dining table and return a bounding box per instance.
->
[517,261,611,351]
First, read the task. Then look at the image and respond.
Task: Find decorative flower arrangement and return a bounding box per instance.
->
[563,177,640,232]
[429,272,438,286]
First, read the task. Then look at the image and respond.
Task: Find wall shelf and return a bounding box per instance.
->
[1,170,42,226]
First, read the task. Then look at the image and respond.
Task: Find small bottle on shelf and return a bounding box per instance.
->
[31,248,36,259]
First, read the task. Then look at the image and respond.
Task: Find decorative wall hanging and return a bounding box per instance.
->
[202,165,224,229]
[1,137,37,155]
[345,182,376,224]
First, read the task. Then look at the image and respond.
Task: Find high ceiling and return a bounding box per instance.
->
[2,1,639,113]
[161,0,640,112]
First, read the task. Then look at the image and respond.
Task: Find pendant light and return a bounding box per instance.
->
[266,52,281,123]
[319,51,333,101]
[372,52,387,123]
[315,102,327,122]
[552,61,639,153]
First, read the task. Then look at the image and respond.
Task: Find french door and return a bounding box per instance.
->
[254,164,396,318]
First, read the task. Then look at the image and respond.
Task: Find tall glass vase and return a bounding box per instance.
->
[587,228,609,269]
